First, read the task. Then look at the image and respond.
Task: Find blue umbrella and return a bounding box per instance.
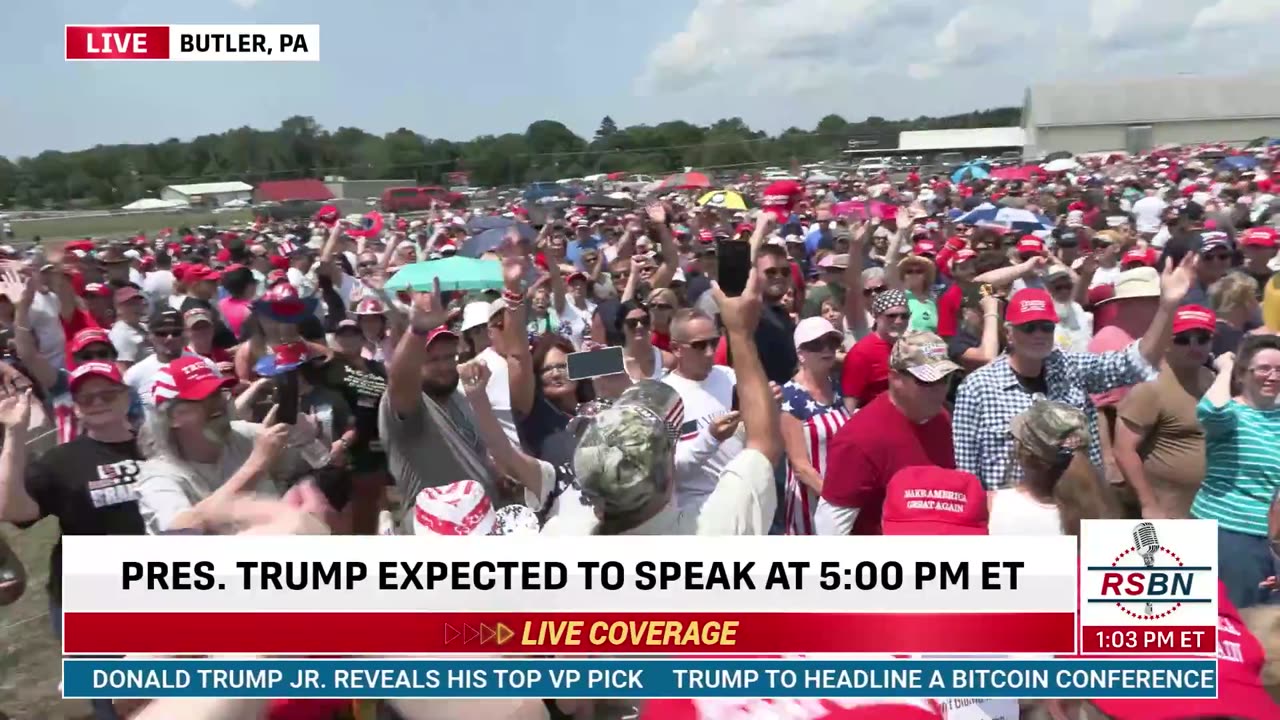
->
[1216,155,1259,172]
[951,162,990,183]
[460,218,537,258]
[955,203,1054,233]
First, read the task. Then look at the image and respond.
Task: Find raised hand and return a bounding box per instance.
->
[712,268,763,337]
[0,387,32,431]
[646,203,667,225]
[409,276,448,332]
[1159,251,1199,307]
[458,359,492,398]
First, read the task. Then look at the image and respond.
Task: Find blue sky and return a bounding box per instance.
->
[3,0,1280,159]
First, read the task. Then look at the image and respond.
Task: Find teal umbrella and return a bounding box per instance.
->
[384,257,503,293]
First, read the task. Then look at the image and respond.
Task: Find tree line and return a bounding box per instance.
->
[0,107,1020,209]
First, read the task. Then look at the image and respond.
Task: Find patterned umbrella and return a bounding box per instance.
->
[657,171,712,191]
[696,190,748,211]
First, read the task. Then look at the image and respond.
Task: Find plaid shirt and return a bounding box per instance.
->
[952,342,1156,489]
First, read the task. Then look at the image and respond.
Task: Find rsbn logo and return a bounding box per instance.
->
[1091,522,1212,620]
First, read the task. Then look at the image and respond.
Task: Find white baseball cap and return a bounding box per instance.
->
[793,316,842,349]
[413,480,495,536]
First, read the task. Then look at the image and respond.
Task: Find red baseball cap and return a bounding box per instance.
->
[912,240,938,256]
[82,282,112,299]
[881,466,988,536]
[424,326,459,348]
[1015,235,1044,255]
[69,327,112,355]
[1093,581,1279,720]
[150,356,236,407]
[641,699,944,720]
[1172,305,1217,335]
[184,265,221,283]
[1121,247,1157,267]
[68,361,124,394]
[1241,226,1279,248]
[1005,288,1059,325]
[760,179,803,221]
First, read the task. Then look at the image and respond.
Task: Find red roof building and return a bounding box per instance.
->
[254,179,334,203]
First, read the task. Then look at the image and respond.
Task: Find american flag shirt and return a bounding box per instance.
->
[781,379,851,535]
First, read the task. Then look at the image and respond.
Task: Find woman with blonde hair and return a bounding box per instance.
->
[988,400,1122,536]
[895,253,939,333]
[1209,271,1261,357]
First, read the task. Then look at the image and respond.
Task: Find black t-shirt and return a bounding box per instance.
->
[1014,368,1049,396]
[23,435,145,601]
[755,304,798,385]
[321,358,388,461]
[1213,319,1245,359]
[517,384,571,461]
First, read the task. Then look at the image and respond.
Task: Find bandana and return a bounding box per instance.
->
[873,289,909,316]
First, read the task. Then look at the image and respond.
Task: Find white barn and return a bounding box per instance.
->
[160,181,253,207]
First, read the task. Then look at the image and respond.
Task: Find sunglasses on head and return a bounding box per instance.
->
[800,337,841,353]
[1173,331,1212,346]
[682,337,719,352]
[624,316,650,330]
[1015,321,1056,334]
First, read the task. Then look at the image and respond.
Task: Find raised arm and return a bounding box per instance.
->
[386,277,448,417]
[646,203,680,290]
[12,271,58,392]
[712,270,782,465]
[843,223,869,336]
[460,360,543,495]
[1137,253,1196,370]
[881,208,909,290]
[0,387,40,524]
[499,237,536,416]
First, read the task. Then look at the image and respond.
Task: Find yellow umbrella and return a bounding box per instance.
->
[697,189,747,211]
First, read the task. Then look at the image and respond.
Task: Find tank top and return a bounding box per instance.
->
[625,346,665,380]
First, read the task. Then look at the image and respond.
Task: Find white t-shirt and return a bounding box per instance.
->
[109,320,150,363]
[987,489,1063,536]
[475,346,520,447]
[28,291,66,371]
[663,367,742,514]
[559,300,595,350]
[1087,264,1121,289]
[1130,195,1166,234]
[143,270,175,306]
[135,421,285,533]
[125,351,210,406]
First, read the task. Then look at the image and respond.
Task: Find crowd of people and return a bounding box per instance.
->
[2,143,1280,719]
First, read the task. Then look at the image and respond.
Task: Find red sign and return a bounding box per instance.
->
[66,25,170,60]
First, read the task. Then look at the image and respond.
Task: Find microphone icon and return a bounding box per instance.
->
[1133,522,1160,615]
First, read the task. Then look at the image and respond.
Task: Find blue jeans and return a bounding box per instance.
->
[1217,527,1279,610]
[50,600,120,720]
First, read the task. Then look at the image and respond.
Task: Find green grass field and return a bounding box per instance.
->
[0,520,93,719]
[9,210,254,243]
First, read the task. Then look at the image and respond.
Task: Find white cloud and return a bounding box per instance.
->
[1193,0,1280,31]
[908,2,1037,80]
[636,0,925,94]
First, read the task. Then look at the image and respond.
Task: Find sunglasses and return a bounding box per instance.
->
[152,329,183,339]
[800,337,841,353]
[650,303,674,311]
[1173,331,1211,346]
[681,337,719,352]
[74,349,116,362]
[881,311,912,322]
[1049,283,1074,294]
[863,286,887,297]
[624,316,650,330]
[1202,252,1232,262]
[74,387,125,407]
[1015,321,1056,335]
[761,268,789,278]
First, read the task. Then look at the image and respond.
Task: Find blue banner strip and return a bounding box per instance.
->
[63,658,1217,699]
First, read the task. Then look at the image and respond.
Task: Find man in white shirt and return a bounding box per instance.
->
[543,270,782,537]
[1130,187,1167,237]
[109,287,151,368]
[662,308,742,514]
[124,308,192,406]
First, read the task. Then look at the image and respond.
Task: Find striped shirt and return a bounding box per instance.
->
[1190,398,1280,537]
[781,380,851,535]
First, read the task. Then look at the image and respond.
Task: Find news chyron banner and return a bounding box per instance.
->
[65,25,319,61]
[1079,519,1219,655]
[60,534,1222,701]
[62,535,1075,657]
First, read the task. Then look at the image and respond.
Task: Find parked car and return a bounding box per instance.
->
[380,186,467,213]
[611,174,656,194]
[523,181,568,203]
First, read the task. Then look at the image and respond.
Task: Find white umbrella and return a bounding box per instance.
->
[1042,158,1079,173]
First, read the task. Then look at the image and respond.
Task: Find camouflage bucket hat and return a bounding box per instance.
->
[573,381,681,516]
[1010,400,1089,464]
